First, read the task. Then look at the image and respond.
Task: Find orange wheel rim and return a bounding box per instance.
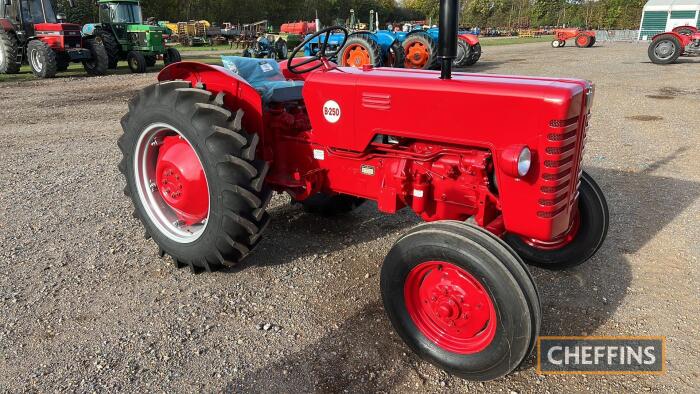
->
[343,44,371,67]
[404,42,429,68]
[577,36,588,46]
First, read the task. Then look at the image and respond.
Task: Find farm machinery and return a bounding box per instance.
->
[0,0,108,78]
[82,0,181,73]
[648,25,700,64]
[304,10,480,69]
[118,0,608,381]
[551,28,596,48]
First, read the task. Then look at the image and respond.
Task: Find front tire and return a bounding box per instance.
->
[648,34,681,64]
[381,221,540,381]
[27,40,57,78]
[127,51,147,73]
[164,48,181,65]
[504,171,609,269]
[83,38,109,76]
[118,81,272,272]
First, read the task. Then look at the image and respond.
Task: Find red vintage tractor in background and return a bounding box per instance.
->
[551,28,596,48]
[118,0,608,381]
[648,25,700,64]
[0,0,108,78]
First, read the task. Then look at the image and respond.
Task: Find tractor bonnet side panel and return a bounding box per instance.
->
[304,67,590,239]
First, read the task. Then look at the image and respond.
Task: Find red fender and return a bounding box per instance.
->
[672,25,698,34]
[1,18,15,32]
[458,33,479,46]
[157,61,265,138]
[651,31,692,47]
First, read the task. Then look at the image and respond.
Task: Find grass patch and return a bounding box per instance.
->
[177,45,244,53]
[479,35,553,46]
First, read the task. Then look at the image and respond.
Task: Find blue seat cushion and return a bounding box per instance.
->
[221,56,304,103]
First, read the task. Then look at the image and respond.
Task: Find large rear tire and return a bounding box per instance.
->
[27,40,57,78]
[504,171,609,269]
[119,81,271,272]
[381,221,540,381]
[454,38,470,67]
[338,33,383,68]
[83,38,109,76]
[96,30,120,69]
[0,30,21,74]
[462,43,481,66]
[648,34,682,64]
[575,34,591,48]
[402,31,437,69]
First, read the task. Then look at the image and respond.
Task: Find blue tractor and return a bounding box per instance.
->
[303,11,480,70]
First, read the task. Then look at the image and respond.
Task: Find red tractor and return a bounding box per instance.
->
[118,0,608,381]
[0,0,108,78]
[551,28,596,48]
[648,25,700,64]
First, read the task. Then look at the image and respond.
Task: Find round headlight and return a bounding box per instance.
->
[517,147,531,177]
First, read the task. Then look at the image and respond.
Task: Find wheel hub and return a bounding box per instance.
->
[655,41,674,58]
[404,261,496,354]
[155,136,209,225]
[345,44,370,67]
[405,42,429,68]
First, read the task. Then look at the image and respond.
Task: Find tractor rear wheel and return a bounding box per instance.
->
[504,171,609,269]
[462,43,481,66]
[385,40,405,68]
[163,48,181,65]
[381,221,540,381]
[648,34,682,64]
[575,34,591,48]
[275,38,288,59]
[119,81,271,272]
[338,33,383,68]
[402,31,437,69]
[454,38,470,67]
[587,36,596,47]
[127,51,147,73]
[27,40,57,78]
[301,193,365,216]
[82,38,109,76]
[0,30,21,74]
[96,30,120,69]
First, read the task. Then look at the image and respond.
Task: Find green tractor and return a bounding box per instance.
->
[82,0,180,73]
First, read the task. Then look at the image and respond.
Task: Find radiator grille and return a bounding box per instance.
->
[538,113,587,219]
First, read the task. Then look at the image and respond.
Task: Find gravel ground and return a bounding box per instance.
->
[0,42,698,393]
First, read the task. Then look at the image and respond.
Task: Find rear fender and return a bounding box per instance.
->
[158,61,264,138]
[651,31,691,46]
[1,18,14,32]
[458,33,479,46]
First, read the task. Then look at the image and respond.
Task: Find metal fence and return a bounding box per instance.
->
[594,30,643,41]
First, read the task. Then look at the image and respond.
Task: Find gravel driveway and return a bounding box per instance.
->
[0,42,698,392]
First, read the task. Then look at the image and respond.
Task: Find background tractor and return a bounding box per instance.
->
[0,0,107,78]
[551,28,596,48]
[82,0,180,73]
[118,0,608,381]
[648,25,700,64]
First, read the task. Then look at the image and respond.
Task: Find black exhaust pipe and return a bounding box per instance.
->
[438,0,458,79]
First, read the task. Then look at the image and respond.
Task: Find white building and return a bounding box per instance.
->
[639,0,700,39]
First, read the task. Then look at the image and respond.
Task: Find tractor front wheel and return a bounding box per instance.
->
[504,171,609,269]
[163,48,181,65]
[119,81,271,272]
[648,34,682,64]
[0,30,21,74]
[27,40,57,78]
[82,38,109,76]
[381,221,540,381]
[127,51,147,73]
[551,40,560,48]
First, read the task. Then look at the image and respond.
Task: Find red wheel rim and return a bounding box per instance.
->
[521,207,581,250]
[343,43,371,67]
[404,41,429,68]
[404,261,497,354]
[577,36,588,46]
[155,135,209,225]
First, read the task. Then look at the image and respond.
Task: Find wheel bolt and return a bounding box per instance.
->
[149,182,157,192]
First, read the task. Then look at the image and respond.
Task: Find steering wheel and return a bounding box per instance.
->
[287,26,349,74]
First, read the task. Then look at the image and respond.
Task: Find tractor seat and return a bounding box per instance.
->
[221,56,304,103]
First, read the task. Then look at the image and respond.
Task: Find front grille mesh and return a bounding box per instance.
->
[537,114,587,218]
